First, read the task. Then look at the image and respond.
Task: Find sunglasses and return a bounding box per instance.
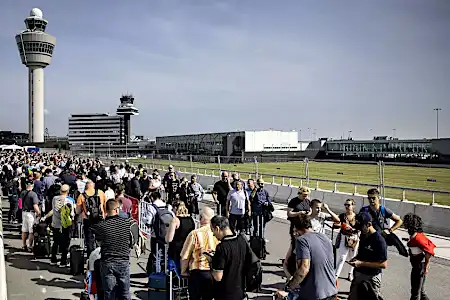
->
[344,204,351,207]
[367,196,377,200]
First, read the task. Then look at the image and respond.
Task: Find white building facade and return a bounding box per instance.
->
[244,130,299,152]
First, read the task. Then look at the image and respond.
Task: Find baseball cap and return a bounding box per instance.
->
[355,212,373,229]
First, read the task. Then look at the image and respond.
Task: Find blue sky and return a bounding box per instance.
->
[0,0,449,140]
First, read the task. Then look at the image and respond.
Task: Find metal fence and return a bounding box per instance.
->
[103,154,450,206]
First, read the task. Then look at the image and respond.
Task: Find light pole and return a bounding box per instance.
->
[125,134,128,158]
[434,108,442,139]
[308,128,311,141]
[348,130,352,139]
[392,128,396,138]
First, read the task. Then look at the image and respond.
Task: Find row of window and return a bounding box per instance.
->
[17,41,54,55]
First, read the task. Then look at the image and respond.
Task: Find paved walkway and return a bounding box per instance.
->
[2,197,450,299]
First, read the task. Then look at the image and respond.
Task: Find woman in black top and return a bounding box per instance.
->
[165,201,196,270]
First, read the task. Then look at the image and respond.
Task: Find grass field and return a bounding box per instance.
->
[130,158,450,205]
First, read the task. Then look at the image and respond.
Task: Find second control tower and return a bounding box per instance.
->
[15,8,56,143]
[116,94,139,143]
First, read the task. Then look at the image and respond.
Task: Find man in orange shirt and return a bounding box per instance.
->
[76,179,107,257]
[180,207,218,300]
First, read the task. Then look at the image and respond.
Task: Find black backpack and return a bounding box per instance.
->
[152,204,173,243]
[84,191,101,222]
[245,236,263,292]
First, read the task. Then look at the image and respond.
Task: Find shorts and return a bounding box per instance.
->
[22,211,36,233]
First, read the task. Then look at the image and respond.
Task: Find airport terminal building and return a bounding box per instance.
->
[156,130,300,156]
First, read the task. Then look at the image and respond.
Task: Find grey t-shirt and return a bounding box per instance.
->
[21,190,39,211]
[295,232,338,300]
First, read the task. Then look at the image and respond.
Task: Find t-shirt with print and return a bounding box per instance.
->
[287,197,311,234]
[359,206,394,232]
[295,232,338,300]
[355,231,388,276]
[212,234,249,300]
[310,212,331,234]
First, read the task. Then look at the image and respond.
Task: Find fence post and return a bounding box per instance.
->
[378,161,386,206]
[168,154,171,164]
[304,158,310,187]
[254,156,259,179]
[190,154,193,174]
[217,155,222,173]
[151,154,155,169]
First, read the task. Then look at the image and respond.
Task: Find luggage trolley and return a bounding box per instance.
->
[148,243,190,300]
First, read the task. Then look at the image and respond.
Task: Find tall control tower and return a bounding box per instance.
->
[116,94,139,143]
[15,8,56,143]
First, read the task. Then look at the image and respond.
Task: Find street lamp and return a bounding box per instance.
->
[434,108,442,139]
[392,128,396,138]
[348,130,352,139]
[125,134,128,158]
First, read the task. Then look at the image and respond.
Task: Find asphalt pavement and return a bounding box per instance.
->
[2,198,450,300]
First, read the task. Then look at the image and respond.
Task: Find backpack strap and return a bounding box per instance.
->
[380,205,386,218]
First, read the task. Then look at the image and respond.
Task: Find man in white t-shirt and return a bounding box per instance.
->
[309,199,332,234]
[226,181,249,234]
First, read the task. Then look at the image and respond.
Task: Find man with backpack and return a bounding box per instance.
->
[42,184,75,267]
[359,189,407,257]
[76,179,107,257]
[7,177,20,223]
[360,188,403,234]
[141,191,174,274]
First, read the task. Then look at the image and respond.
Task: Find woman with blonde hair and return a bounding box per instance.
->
[165,201,196,269]
[330,198,359,282]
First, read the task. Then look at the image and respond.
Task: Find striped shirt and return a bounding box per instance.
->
[92,215,138,262]
[180,224,219,271]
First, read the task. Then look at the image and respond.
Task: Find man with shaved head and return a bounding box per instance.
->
[180,207,218,300]
[213,171,231,216]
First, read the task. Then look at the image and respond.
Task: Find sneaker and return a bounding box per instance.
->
[50,261,58,266]
[348,273,354,282]
[58,262,70,268]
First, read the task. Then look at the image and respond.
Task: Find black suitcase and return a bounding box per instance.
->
[250,214,266,260]
[33,235,51,258]
[70,222,85,275]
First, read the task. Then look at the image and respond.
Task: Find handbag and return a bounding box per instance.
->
[345,234,358,249]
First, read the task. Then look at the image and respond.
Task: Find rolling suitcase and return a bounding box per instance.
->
[70,222,85,275]
[249,214,266,260]
[33,221,51,258]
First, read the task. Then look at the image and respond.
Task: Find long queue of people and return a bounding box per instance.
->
[0,151,438,300]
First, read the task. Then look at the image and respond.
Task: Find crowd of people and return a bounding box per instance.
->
[0,150,438,300]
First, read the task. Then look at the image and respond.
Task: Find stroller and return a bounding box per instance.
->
[33,221,51,258]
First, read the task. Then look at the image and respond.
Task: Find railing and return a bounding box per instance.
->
[0,185,8,300]
[134,162,450,206]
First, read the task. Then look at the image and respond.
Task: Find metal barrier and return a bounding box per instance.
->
[134,162,450,206]
[0,185,8,300]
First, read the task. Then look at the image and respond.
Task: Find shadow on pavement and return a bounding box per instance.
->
[32,277,84,289]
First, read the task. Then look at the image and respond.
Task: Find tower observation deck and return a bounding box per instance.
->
[15,8,56,143]
[116,94,139,143]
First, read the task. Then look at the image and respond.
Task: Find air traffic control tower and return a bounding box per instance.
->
[116,94,139,143]
[15,8,56,143]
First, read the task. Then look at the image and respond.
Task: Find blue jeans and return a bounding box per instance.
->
[100,260,131,300]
